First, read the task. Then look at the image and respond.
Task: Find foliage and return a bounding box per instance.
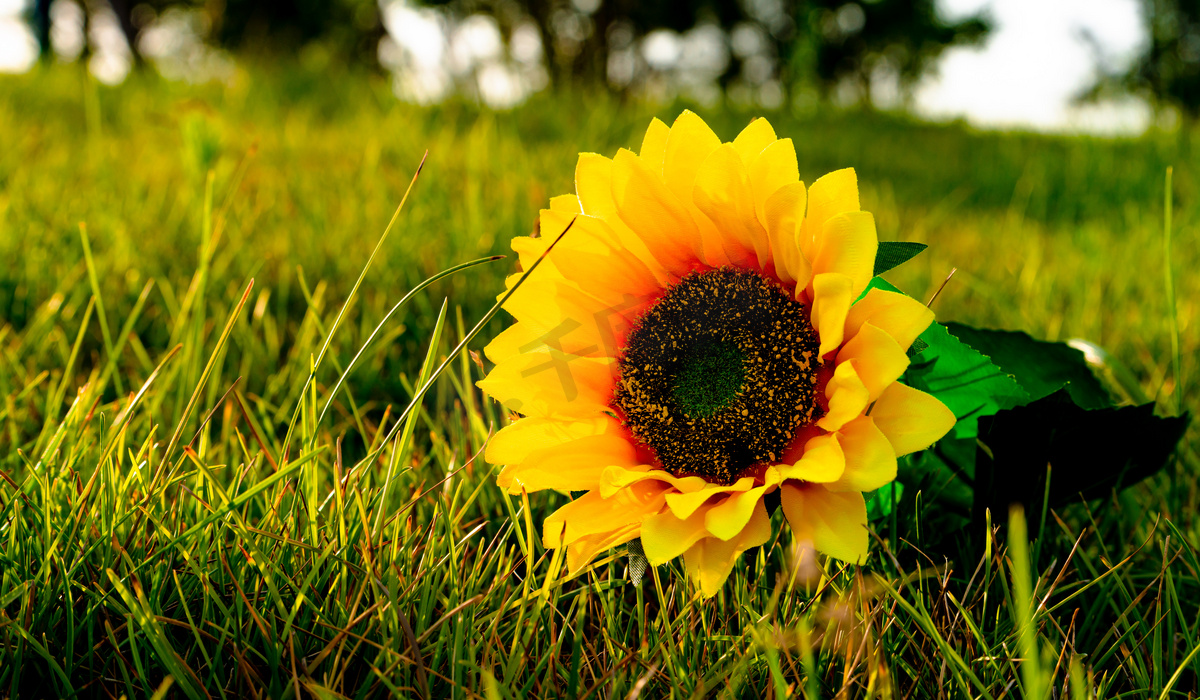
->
[0,64,1199,697]
[785,0,991,102]
[27,0,988,103]
[27,0,385,65]
[900,315,1188,551]
[423,0,991,99]
[871,241,926,276]
[1085,0,1200,120]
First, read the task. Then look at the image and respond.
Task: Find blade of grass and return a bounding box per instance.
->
[285,151,428,455]
[34,297,94,457]
[316,255,501,433]
[106,570,210,700]
[1009,505,1046,700]
[1163,167,1182,416]
[49,344,182,568]
[156,279,254,486]
[374,298,448,536]
[79,222,122,395]
[368,216,578,462]
[96,279,155,393]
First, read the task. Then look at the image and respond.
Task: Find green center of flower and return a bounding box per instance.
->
[612,267,823,484]
[672,338,746,419]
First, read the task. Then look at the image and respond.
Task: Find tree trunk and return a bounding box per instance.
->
[106,0,144,66]
[32,0,52,60]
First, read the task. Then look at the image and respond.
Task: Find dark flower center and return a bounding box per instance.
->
[612,267,822,484]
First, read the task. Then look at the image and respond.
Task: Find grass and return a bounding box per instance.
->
[0,60,1198,697]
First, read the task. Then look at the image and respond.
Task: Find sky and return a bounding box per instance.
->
[0,0,1154,134]
[914,0,1149,132]
[0,0,35,73]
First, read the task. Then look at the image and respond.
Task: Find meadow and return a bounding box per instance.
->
[0,62,1198,698]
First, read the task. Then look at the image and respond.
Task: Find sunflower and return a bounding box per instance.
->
[477,111,956,596]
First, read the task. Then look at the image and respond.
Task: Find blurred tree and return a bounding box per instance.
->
[203,0,385,63]
[25,0,987,104]
[420,0,988,103]
[27,0,385,66]
[28,0,51,60]
[26,0,150,64]
[419,0,747,87]
[786,0,992,105]
[1082,0,1200,122]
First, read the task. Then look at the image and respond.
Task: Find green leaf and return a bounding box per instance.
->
[873,241,928,276]
[897,437,975,529]
[944,323,1112,409]
[866,481,904,519]
[974,390,1189,517]
[905,322,1031,439]
[865,276,904,294]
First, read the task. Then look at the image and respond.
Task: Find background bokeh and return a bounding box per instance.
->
[0,0,1196,131]
[3,3,1200,698]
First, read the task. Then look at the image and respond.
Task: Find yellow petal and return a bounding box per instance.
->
[799,168,860,261]
[631,114,740,270]
[491,282,633,362]
[575,153,663,278]
[845,288,935,351]
[549,194,582,214]
[485,414,614,467]
[810,272,855,358]
[662,110,722,204]
[599,465,709,498]
[810,211,878,299]
[498,429,640,493]
[485,322,556,366]
[573,152,626,217]
[763,181,812,289]
[780,483,868,564]
[704,476,778,541]
[732,117,777,166]
[543,480,668,548]
[829,415,897,493]
[749,138,799,228]
[543,213,663,307]
[817,360,870,431]
[778,432,845,482]
[611,148,706,276]
[476,352,614,419]
[511,234,557,276]
[665,477,756,519]
[565,522,640,573]
[694,214,736,269]
[641,506,711,565]
[687,500,772,597]
[639,117,670,174]
[871,381,957,456]
[836,322,909,400]
[692,143,769,269]
[500,274,610,324]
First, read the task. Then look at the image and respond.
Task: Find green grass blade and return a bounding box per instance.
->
[1163,167,1182,416]
[157,279,254,483]
[1009,505,1046,700]
[78,222,122,395]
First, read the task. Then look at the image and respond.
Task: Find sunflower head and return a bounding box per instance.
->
[478,111,956,596]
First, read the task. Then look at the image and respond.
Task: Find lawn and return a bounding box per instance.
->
[0,62,1197,698]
